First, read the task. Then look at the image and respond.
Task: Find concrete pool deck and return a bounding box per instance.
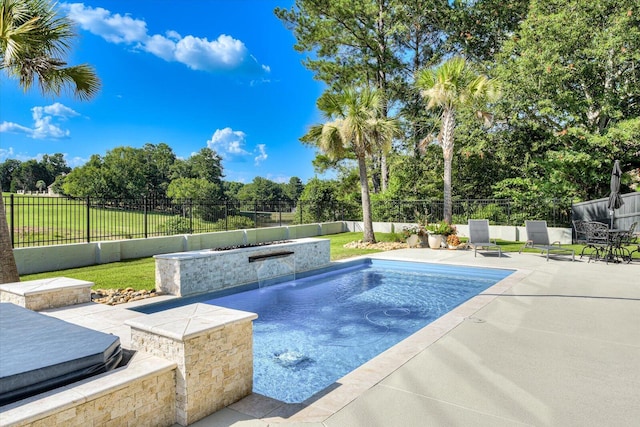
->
[42,248,639,426]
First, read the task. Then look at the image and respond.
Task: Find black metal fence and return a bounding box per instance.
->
[2,194,572,248]
[371,198,572,228]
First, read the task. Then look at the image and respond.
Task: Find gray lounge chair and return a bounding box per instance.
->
[468,219,502,257]
[520,220,575,261]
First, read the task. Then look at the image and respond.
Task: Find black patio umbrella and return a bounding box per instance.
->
[607,160,623,228]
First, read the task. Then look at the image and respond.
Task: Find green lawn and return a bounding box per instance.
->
[19,232,638,291]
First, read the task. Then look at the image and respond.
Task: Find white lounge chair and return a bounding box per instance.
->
[468,219,502,257]
[520,220,575,261]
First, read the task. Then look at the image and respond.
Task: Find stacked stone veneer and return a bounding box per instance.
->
[155,237,331,297]
[126,303,257,426]
[0,277,92,311]
[0,354,176,427]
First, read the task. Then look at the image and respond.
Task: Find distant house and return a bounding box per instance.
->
[47,184,60,197]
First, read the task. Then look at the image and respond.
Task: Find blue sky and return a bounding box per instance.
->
[0,0,327,183]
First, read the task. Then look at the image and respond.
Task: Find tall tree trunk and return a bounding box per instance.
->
[0,193,20,283]
[380,153,388,192]
[358,155,376,243]
[441,108,456,224]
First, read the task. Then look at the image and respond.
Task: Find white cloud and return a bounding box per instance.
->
[65,155,89,167]
[41,102,81,119]
[144,34,177,61]
[206,128,268,166]
[0,147,15,161]
[254,144,267,165]
[0,148,42,162]
[0,103,80,139]
[207,128,250,156]
[62,3,269,75]
[0,122,32,135]
[265,174,290,184]
[64,3,147,44]
[174,34,248,71]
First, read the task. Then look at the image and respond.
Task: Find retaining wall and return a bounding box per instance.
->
[346,222,572,245]
[14,222,346,275]
[13,220,570,275]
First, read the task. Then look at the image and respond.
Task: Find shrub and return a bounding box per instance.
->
[160,216,192,234]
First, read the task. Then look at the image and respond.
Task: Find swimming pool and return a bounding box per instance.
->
[137,259,513,403]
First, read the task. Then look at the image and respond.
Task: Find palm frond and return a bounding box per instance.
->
[1,0,100,100]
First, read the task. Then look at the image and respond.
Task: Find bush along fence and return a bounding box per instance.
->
[2,194,572,248]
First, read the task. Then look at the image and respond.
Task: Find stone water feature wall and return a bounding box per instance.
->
[155,237,331,297]
[126,303,257,426]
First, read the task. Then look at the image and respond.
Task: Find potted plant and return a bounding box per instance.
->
[426,221,449,249]
[446,234,461,249]
[401,225,427,248]
[442,223,459,249]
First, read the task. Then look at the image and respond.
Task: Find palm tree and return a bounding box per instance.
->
[0,194,18,283]
[0,0,100,283]
[0,0,100,99]
[302,86,398,243]
[416,56,500,223]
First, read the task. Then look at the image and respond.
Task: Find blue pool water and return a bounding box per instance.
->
[198,259,512,403]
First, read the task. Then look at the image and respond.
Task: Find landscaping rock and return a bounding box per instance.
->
[91,288,158,305]
[342,241,408,250]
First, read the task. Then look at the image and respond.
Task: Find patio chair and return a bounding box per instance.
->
[520,220,575,261]
[619,222,637,263]
[572,220,588,245]
[581,221,610,261]
[468,219,502,257]
[627,227,640,263]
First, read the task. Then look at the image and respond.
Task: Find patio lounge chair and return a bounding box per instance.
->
[520,220,575,261]
[468,219,502,257]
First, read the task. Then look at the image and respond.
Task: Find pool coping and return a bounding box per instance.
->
[220,256,531,423]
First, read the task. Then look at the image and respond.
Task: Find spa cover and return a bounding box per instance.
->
[0,303,122,406]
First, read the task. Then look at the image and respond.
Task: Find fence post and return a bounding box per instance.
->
[9,194,15,248]
[466,198,470,221]
[86,196,91,243]
[143,196,148,239]
[225,200,229,231]
[278,200,282,227]
[189,199,193,234]
[254,201,258,227]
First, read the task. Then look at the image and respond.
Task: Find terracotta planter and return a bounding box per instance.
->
[428,234,443,249]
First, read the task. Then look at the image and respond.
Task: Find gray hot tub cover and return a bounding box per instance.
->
[0,303,122,405]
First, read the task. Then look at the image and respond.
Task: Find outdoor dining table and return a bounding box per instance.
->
[603,228,631,264]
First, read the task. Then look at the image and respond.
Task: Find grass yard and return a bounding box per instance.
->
[19,231,638,291]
